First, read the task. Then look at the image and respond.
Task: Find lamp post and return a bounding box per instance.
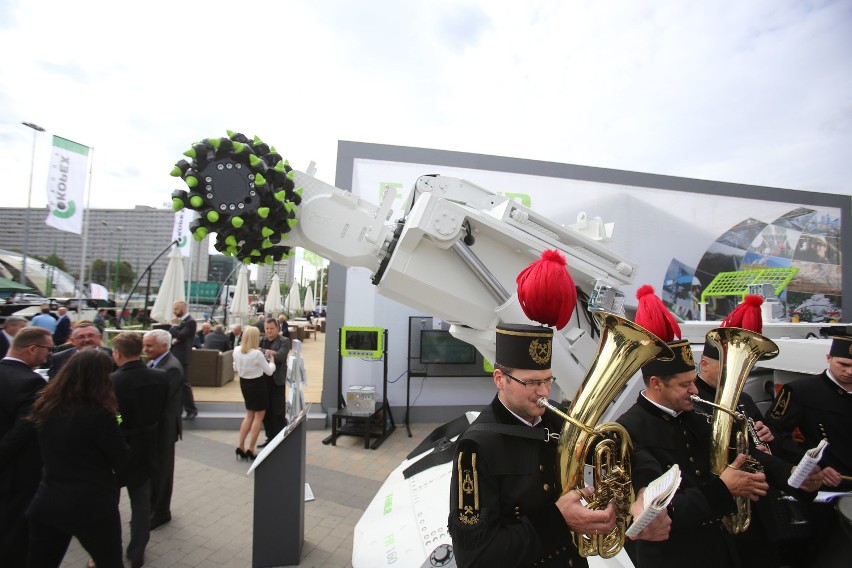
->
[101,220,122,297]
[20,121,46,286]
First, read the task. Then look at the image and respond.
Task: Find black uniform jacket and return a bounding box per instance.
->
[617,394,739,568]
[154,352,184,443]
[169,315,196,366]
[112,360,170,488]
[449,395,585,568]
[766,371,852,492]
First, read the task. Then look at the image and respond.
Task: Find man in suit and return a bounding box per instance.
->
[203,324,231,352]
[228,324,243,350]
[195,321,211,348]
[277,315,291,338]
[143,329,184,531]
[0,327,53,567]
[0,316,28,359]
[260,318,291,447]
[47,321,111,379]
[52,306,72,347]
[111,332,169,568]
[169,300,198,419]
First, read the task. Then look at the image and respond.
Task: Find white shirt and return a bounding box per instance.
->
[233,348,275,379]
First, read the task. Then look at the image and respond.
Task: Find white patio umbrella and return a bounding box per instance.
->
[302,286,315,314]
[285,279,301,316]
[150,247,186,323]
[265,273,283,315]
[230,265,251,320]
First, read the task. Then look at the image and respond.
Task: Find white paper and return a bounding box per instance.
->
[625,464,681,538]
[787,439,829,488]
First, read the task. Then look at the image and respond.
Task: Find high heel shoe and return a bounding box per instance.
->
[235,448,246,461]
[245,449,256,460]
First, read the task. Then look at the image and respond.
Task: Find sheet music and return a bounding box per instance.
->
[625,464,681,538]
[788,439,828,488]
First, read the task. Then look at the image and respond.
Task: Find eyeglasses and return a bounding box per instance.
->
[30,344,53,351]
[502,371,555,389]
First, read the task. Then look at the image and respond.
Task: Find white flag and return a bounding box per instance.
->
[171,209,196,258]
[45,136,89,234]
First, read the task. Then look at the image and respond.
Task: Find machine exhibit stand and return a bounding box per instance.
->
[247,408,308,568]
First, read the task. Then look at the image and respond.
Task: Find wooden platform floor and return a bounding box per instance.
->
[192,330,325,404]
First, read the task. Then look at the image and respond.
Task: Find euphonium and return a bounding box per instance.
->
[693,327,778,534]
[536,312,674,558]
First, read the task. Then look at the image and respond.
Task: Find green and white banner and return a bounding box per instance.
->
[45,135,89,234]
[172,209,196,257]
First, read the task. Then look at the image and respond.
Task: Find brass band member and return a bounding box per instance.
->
[616,286,768,568]
[448,253,669,568]
[766,334,852,566]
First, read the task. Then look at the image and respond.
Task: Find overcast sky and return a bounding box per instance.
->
[1,0,850,217]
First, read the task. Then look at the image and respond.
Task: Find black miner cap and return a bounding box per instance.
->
[642,338,696,379]
[495,323,553,370]
[829,336,852,359]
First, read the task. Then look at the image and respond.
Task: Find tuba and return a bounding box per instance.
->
[690,327,778,533]
[537,312,674,558]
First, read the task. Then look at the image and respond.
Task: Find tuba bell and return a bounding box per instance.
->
[537,312,674,558]
[690,327,778,534]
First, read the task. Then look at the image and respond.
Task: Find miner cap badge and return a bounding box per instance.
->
[495,323,553,370]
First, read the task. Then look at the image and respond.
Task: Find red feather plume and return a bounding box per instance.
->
[634,285,681,342]
[721,294,763,334]
[516,250,577,330]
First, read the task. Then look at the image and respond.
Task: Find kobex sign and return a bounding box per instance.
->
[45,136,89,234]
[171,208,196,257]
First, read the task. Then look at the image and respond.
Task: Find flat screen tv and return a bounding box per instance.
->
[420,329,477,364]
[340,326,384,359]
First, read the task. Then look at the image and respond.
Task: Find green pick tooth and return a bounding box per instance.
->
[264,255,273,264]
[189,195,203,208]
[254,173,267,186]
[242,257,252,265]
[170,165,182,177]
[253,135,262,145]
[227,245,238,255]
[295,187,303,196]
[185,176,198,188]
[182,148,196,159]
[171,198,184,212]
[250,249,261,257]
[227,129,236,138]
[270,146,277,153]
[225,235,237,246]
[207,211,220,223]
[287,218,298,228]
[258,207,269,218]
[283,159,290,167]
[286,170,295,180]
[249,154,262,168]
[261,239,272,249]
[233,142,245,154]
[274,161,285,173]
[210,138,221,150]
[231,216,244,228]
[274,190,286,202]
[193,227,208,241]
[261,227,274,237]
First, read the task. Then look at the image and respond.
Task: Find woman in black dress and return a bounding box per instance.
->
[26,349,128,568]
[232,326,275,460]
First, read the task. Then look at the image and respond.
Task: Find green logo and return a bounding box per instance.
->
[177,236,188,248]
[52,200,76,219]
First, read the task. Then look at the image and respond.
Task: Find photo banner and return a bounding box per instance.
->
[44,135,89,234]
[171,209,196,257]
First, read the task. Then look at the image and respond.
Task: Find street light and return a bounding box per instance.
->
[20,121,46,286]
[101,220,122,296]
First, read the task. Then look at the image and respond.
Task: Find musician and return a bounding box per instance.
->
[616,286,769,568]
[694,338,820,568]
[448,323,670,568]
[766,335,852,566]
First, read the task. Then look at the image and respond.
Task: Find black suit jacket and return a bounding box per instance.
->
[203,331,231,352]
[0,359,46,495]
[112,360,169,488]
[0,333,10,359]
[154,352,184,443]
[260,334,290,386]
[169,315,196,366]
[52,315,71,346]
[47,346,113,379]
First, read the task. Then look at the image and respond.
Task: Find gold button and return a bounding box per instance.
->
[695,469,701,476]
[514,506,520,511]
[543,484,550,491]
[685,443,690,448]
[689,457,694,463]
[540,464,545,472]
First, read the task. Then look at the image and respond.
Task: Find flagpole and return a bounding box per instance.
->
[77,146,95,316]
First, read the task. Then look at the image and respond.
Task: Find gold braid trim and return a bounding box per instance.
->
[457,451,480,526]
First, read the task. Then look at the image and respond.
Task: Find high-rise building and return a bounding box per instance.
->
[0,206,209,294]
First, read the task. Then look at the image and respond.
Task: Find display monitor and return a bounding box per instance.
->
[419,329,477,364]
[340,326,384,359]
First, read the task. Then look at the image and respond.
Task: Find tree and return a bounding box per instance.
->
[90,259,136,291]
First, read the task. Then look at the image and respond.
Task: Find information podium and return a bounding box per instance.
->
[248,409,307,568]
[322,327,395,449]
